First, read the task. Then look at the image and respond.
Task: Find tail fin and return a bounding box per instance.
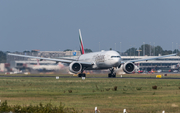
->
[79,29,85,54]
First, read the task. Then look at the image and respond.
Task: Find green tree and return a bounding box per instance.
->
[139,44,153,56]
[23,50,31,55]
[84,48,92,53]
[23,50,30,53]
[0,51,6,63]
[125,44,179,56]
[173,49,179,54]
[63,49,72,52]
[162,50,172,55]
[155,46,163,56]
[125,47,137,56]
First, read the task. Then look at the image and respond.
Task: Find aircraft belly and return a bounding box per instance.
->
[96,62,111,69]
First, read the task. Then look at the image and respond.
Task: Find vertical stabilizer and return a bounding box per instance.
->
[79,29,85,54]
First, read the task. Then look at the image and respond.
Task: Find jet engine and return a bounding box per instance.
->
[69,62,82,74]
[122,62,135,74]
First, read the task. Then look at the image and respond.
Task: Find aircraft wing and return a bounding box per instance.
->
[56,57,78,61]
[121,54,177,64]
[7,53,93,66]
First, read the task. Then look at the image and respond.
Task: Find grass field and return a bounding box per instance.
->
[0,74,180,113]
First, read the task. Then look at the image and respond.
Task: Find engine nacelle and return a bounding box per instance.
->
[122,62,135,74]
[69,62,82,74]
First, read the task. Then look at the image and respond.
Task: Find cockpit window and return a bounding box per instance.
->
[111,56,120,58]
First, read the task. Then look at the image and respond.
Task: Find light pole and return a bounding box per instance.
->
[120,42,121,55]
[149,42,151,56]
[154,42,155,56]
[136,50,142,56]
[134,45,136,58]
[176,43,178,54]
[172,42,173,54]
[143,42,145,56]
[130,45,131,56]
[115,43,116,51]
[134,45,135,56]
[99,42,100,51]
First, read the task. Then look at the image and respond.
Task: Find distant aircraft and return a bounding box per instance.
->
[8,29,176,77]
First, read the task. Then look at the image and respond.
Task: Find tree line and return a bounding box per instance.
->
[124,44,180,56]
[0,51,6,63]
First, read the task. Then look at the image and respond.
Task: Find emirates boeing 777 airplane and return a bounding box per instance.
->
[8,29,176,77]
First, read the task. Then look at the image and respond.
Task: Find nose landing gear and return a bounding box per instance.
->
[108,68,116,78]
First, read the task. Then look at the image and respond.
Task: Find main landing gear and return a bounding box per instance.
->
[78,67,86,77]
[108,68,116,78]
[78,73,86,77]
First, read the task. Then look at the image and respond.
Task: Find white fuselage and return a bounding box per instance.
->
[78,50,121,70]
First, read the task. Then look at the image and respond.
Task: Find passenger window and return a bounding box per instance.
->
[111,56,120,58]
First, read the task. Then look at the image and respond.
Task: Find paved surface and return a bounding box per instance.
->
[0,75,180,79]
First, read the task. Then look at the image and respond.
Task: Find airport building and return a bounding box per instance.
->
[122,56,180,72]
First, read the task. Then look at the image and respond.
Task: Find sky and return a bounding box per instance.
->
[1,0,180,52]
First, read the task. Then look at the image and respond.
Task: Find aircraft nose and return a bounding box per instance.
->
[112,58,121,66]
[117,57,121,64]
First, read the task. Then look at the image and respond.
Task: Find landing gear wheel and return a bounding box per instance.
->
[108,73,116,78]
[83,74,86,77]
[108,68,116,78]
[78,73,86,77]
[112,73,116,78]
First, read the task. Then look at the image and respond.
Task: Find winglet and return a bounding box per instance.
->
[79,29,85,54]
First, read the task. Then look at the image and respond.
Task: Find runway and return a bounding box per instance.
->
[0,75,180,79]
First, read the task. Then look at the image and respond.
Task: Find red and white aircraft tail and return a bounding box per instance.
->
[79,29,85,54]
